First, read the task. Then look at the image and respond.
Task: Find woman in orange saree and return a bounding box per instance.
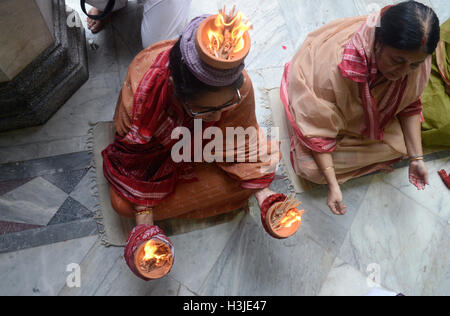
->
[281,1,440,215]
[103,16,286,280]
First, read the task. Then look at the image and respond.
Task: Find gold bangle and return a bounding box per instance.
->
[409,157,424,163]
[136,207,154,216]
[323,166,335,172]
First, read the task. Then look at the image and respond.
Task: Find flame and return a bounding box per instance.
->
[143,241,170,266]
[279,209,303,229]
[207,10,252,56]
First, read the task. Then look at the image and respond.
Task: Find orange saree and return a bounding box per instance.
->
[105,40,280,221]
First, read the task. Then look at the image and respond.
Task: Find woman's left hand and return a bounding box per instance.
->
[409,160,429,190]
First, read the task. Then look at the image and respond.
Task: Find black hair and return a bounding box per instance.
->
[169,39,244,101]
[375,1,440,54]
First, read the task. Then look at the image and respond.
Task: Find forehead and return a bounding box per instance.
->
[383,46,429,63]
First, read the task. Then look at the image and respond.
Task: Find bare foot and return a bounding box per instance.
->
[87,7,110,34]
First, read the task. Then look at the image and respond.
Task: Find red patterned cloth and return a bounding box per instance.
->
[438,170,450,189]
[102,49,212,207]
[124,225,174,281]
[103,46,276,209]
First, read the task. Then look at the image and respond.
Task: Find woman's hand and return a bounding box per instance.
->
[327,184,347,216]
[409,160,429,190]
[255,188,277,209]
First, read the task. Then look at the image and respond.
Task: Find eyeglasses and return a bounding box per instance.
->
[182,89,242,117]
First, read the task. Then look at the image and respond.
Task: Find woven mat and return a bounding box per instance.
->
[90,122,245,247]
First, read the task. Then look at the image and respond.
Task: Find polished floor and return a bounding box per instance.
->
[0,0,448,296]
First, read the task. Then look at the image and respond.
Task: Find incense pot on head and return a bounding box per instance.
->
[195,9,251,70]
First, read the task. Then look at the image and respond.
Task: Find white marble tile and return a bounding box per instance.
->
[61,213,244,295]
[353,0,435,16]
[278,0,359,51]
[58,239,123,296]
[167,212,246,293]
[318,257,396,296]
[431,0,450,22]
[246,69,274,129]
[0,177,68,226]
[198,215,336,296]
[70,168,99,212]
[59,227,183,296]
[0,235,98,296]
[178,285,198,296]
[190,0,295,71]
[338,175,449,296]
[94,259,182,296]
[379,156,450,222]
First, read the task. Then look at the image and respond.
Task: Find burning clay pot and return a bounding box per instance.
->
[261,194,304,240]
[134,239,174,280]
[265,202,304,239]
[195,14,251,70]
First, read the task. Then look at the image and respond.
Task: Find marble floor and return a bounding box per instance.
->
[0,0,449,296]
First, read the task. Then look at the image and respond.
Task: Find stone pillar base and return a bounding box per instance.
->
[0,0,89,132]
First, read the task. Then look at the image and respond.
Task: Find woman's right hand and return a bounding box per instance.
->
[327,184,347,216]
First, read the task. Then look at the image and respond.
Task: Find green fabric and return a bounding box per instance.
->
[422,19,450,148]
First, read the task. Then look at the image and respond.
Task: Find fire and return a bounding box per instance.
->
[206,7,252,59]
[143,240,170,266]
[279,209,303,229]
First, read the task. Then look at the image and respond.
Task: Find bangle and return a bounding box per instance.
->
[323,166,335,172]
[136,207,154,216]
[409,157,424,163]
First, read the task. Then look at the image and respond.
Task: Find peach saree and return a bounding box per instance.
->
[281,12,431,184]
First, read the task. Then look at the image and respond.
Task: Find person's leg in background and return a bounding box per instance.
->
[141,0,192,48]
[84,0,128,33]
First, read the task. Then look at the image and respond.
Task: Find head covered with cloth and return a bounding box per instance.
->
[103,14,285,281]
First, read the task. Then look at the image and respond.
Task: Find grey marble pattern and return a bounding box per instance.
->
[338,175,449,296]
[48,197,93,225]
[279,0,358,50]
[167,212,246,294]
[198,214,336,296]
[0,151,92,182]
[0,219,98,254]
[379,156,450,222]
[42,169,88,195]
[0,177,68,226]
[0,235,98,296]
[0,0,449,296]
[318,257,395,296]
[70,168,99,212]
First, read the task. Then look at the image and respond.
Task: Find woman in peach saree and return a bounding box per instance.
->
[281,1,441,215]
